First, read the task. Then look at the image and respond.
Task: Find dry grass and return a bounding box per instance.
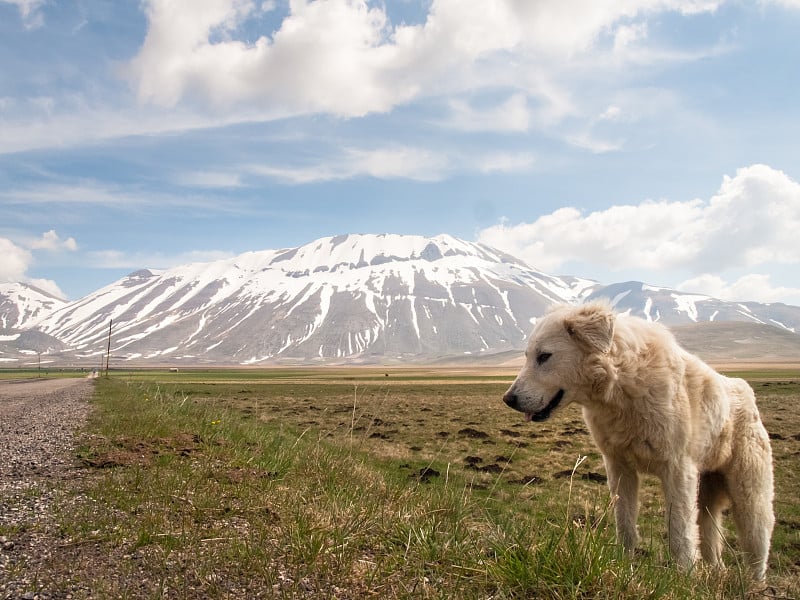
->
[10,366,800,598]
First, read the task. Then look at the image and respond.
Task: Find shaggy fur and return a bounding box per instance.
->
[503,301,774,579]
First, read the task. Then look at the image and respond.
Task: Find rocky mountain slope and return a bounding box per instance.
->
[0,283,68,365]
[1,234,798,366]
[0,283,66,330]
[28,234,594,364]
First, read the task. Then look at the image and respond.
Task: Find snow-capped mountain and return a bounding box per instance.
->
[0,282,66,330]
[33,234,592,364]
[0,283,68,364]
[3,234,799,366]
[587,281,800,333]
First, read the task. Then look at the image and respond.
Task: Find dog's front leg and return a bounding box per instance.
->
[662,463,700,569]
[605,456,640,554]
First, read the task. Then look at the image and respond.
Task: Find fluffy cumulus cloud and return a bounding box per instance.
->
[27,229,78,252]
[124,0,728,120]
[478,200,707,273]
[0,238,32,283]
[126,0,403,116]
[478,164,800,302]
[0,231,77,299]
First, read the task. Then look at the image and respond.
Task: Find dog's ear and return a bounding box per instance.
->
[564,303,615,354]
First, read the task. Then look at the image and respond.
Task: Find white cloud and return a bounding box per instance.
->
[87,249,235,270]
[600,105,623,121]
[27,229,78,252]
[0,236,67,299]
[124,0,726,123]
[0,181,250,217]
[613,22,649,53]
[478,201,705,272]
[175,171,243,188]
[478,164,800,273]
[346,146,449,181]
[697,164,800,269]
[0,103,249,156]
[477,164,800,302]
[0,182,155,208]
[1,0,45,28]
[249,145,450,183]
[0,0,735,158]
[760,0,800,8]
[126,0,402,116]
[247,144,535,183]
[0,238,32,283]
[564,131,623,153]
[477,152,536,174]
[445,93,531,132]
[25,278,67,299]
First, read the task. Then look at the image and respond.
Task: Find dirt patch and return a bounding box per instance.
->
[553,469,608,484]
[457,428,489,439]
[499,429,521,438]
[79,433,204,469]
[413,467,440,483]
[509,474,545,485]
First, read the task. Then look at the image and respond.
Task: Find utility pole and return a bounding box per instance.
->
[105,319,113,376]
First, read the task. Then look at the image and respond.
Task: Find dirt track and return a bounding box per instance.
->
[0,378,94,478]
[0,377,94,599]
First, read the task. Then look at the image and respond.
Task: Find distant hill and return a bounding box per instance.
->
[671,321,800,363]
[453,322,800,368]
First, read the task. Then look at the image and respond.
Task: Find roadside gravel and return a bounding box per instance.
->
[0,377,94,600]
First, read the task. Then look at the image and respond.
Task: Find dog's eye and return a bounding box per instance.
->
[536,352,552,366]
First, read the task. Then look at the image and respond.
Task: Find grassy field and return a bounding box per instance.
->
[8,366,800,598]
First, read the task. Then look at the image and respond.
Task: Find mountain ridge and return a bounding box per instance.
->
[1,233,798,366]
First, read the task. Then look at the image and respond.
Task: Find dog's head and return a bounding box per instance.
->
[503,301,615,421]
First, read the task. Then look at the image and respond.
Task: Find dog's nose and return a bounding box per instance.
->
[503,392,518,409]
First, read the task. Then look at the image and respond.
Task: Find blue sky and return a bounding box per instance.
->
[1,0,799,305]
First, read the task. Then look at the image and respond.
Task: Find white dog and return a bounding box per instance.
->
[503,301,774,579]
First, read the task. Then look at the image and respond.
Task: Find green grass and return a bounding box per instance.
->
[27,369,800,597]
[0,367,97,379]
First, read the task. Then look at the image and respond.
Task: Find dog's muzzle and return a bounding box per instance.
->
[504,388,565,422]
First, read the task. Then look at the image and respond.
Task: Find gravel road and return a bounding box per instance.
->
[0,377,94,600]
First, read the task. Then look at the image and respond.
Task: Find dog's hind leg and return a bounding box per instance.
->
[698,472,730,567]
[727,428,774,580]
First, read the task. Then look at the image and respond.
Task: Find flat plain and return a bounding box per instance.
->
[2,365,799,598]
